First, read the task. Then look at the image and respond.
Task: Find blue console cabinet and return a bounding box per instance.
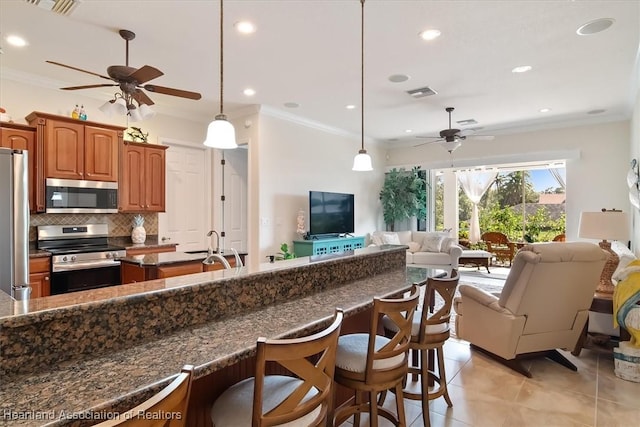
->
[293,236,366,257]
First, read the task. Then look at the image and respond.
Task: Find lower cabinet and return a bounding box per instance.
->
[125,245,177,256]
[29,257,51,298]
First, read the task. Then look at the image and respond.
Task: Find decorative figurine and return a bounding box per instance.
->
[79,105,87,121]
[296,209,306,238]
[71,104,80,119]
[126,126,149,143]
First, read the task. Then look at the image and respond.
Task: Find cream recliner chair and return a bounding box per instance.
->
[454,242,607,377]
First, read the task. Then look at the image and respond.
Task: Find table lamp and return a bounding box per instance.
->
[578,209,630,293]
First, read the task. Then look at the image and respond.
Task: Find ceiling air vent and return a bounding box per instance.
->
[23,0,82,16]
[406,86,437,98]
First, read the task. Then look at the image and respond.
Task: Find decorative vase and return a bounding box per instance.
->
[131,215,146,244]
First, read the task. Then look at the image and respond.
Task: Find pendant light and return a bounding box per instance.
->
[352,0,373,171]
[204,0,237,149]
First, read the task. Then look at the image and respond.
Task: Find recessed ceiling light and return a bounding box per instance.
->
[405,129,413,133]
[577,18,614,36]
[6,35,27,47]
[419,29,441,41]
[388,74,409,83]
[243,88,256,96]
[234,21,256,34]
[345,104,356,110]
[512,65,532,73]
[539,108,551,113]
[587,109,606,115]
[284,102,299,108]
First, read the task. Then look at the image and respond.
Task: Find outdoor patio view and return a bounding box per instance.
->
[434,168,566,248]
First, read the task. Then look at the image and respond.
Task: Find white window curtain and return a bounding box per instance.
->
[457,171,498,243]
[549,168,566,190]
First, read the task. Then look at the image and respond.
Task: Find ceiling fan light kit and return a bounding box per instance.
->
[204,0,238,149]
[352,0,372,172]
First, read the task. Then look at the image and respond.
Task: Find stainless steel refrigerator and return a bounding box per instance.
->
[0,147,30,300]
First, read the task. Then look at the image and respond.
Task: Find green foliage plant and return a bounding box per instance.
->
[379,167,426,231]
[276,243,296,260]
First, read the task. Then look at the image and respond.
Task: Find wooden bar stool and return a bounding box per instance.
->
[210,309,343,426]
[94,364,194,426]
[383,271,460,427]
[332,285,420,427]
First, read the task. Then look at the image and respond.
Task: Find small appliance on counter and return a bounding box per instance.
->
[37,224,126,295]
[0,148,30,300]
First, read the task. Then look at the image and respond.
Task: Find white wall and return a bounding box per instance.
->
[388,120,632,245]
[255,110,385,261]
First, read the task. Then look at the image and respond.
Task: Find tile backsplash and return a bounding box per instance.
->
[29,213,158,241]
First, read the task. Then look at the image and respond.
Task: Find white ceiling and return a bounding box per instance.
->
[1,0,639,148]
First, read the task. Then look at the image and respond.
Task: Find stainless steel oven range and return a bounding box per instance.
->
[37,224,126,295]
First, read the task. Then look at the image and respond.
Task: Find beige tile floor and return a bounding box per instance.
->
[338,338,640,427]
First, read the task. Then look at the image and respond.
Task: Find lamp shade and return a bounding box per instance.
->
[204,115,237,149]
[579,211,629,241]
[113,97,128,115]
[128,107,142,123]
[99,100,115,117]
[441,139,462,153]
[139,104,155,120]
[352,149,373,171]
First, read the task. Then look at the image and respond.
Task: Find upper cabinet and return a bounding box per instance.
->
[0,122,37,212]
[26,112,123,181]
[119,141,167,212]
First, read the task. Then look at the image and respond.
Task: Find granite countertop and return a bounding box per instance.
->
[108,235,177,251]
[119,251,208,266]
[28,249,51,259]
[0,264,420,426]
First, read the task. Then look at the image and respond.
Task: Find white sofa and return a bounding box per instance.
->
[369,230,463,274]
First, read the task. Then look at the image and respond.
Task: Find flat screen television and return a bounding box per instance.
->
[309,191,355,237]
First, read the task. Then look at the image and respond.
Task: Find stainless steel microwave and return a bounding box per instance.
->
[45,178,118,214]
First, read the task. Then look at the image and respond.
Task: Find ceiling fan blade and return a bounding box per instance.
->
[127,65,164,84]
[60,84,118,90]
[415,136,442,139]
[46,61,112,80]
[132,89,155,106]
[414,138,443,148]
[143,84,202,100]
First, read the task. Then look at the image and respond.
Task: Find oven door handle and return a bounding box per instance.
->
[52,260,121,272]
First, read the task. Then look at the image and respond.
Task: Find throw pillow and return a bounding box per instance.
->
[407,241,421,253]
[381,232,401,245]
[420,234,445,252]
[370,232,384,246]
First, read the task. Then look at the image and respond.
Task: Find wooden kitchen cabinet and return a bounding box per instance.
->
[29,257,51,298]
[119,141,167,212]
[0,122,37,212]
[26,112,123,183]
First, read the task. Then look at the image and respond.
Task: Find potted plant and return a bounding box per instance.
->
[379,167,426,231]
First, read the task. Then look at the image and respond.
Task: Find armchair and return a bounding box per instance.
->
[454,242,607,377]
[481,231,517,266]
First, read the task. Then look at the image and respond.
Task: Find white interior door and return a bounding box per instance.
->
[221,148,248,253]
[158,139,211,252]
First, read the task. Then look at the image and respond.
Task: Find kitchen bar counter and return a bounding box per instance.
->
[0,245,410,426]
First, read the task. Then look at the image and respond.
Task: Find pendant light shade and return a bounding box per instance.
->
[352,0,372,171]
[204,0,237,149]
[352,149,373,171]
[204,114,237,148]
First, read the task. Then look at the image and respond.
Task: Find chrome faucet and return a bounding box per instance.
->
[206,230,220,255]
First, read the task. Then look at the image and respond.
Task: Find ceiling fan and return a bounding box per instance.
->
[414,107,494,152]
[46,29,202,108]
